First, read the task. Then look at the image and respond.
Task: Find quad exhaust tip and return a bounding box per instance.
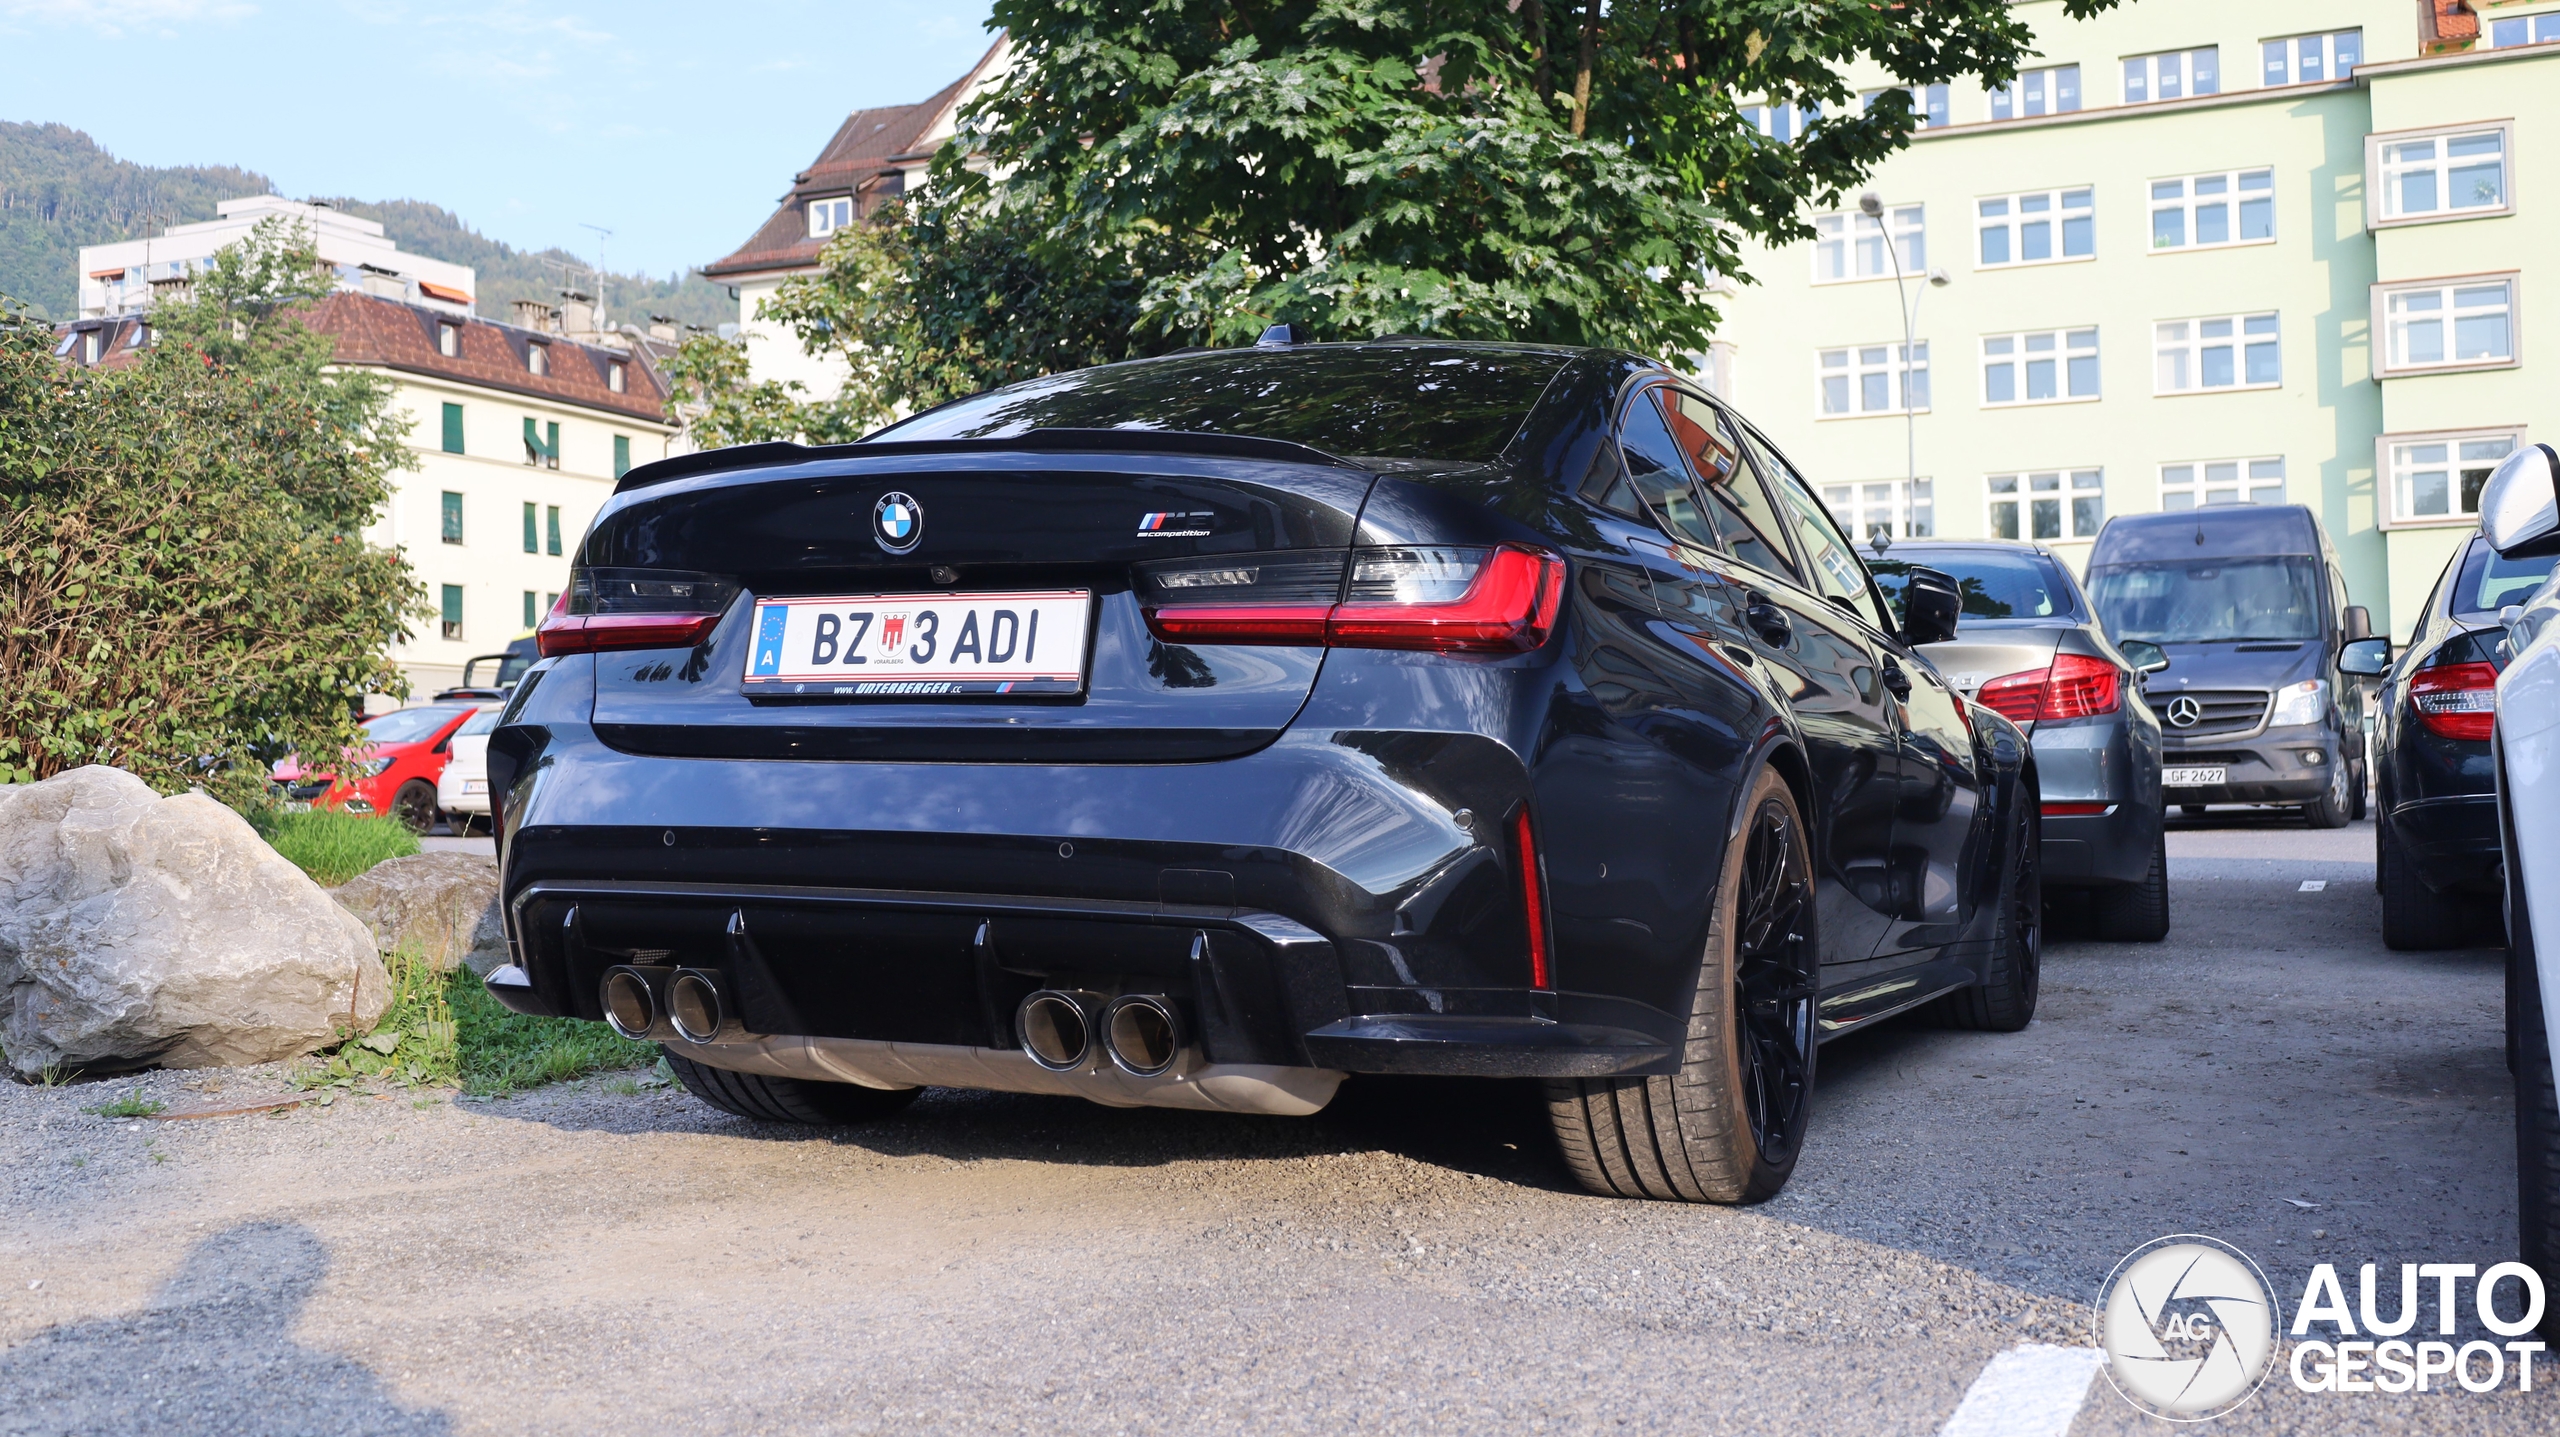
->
[601,966,656,1041]
[666,969,726,1045]
[1103,995,1183,1078]
[1017,990,1100,1072]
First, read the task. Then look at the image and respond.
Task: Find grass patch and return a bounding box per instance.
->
[86,1090,165,1118]
[246,807,420,886]
[294,944,457,1091]
[448,968,657,1096]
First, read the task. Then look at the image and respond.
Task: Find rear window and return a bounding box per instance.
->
[1868,550,2071,625]
[455,707,503,738]
[870,345,1569,465]
[362,705,471,745]
[2449,540,2559,618]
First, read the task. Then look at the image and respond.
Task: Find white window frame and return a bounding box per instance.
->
[1858,85,1950,130]
[2159,457,2287,511]
[1975,187,2095,269]
[2487,11,2560,48]
[2147,168,2277,253]
[437,321,461,358]
[1981,328,2101,408]
[2262,30,2362,85]
[2367,121,2514,228]
[2153,312,2281,395]
[1821,478,1935,544]
[526,342,548,378]
[1987,469,2106,542]
[1990,65,2080,120]
[2123,48,2221,104]
[2377,427,2527,529]
[1817,342,1931,419]
[1742,100,1824,143]
[1811,205,1925,285]
[2372,273,2521,378]
[808,196,854,237]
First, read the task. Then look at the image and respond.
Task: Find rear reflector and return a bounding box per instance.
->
[1514,806,1552,990]
[2040,802,2113,817]
[2410,660,2499,742]
[1976,653,2122,727]
[1144,545,1567,654]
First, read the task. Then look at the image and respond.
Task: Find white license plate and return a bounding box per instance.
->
[741,589,1091,696]
[2162,766,2227,788]
[462,779,487,794]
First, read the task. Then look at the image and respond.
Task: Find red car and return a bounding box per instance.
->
[272,703,486,832]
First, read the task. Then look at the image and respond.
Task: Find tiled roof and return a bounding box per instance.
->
[699,39,1000,280]
[2426,0,2480,45]
[305,291,673,426]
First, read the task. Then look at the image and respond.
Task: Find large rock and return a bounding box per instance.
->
[0,766,388,1076]
[330,852,505,973]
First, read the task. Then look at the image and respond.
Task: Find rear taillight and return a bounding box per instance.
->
[1143,545,1566,655]
[2041,802,2112,817]
[537,568,740,657]
[1976,653,2122,727]
[1515,806,1552,990]
[2410,661,2499,741]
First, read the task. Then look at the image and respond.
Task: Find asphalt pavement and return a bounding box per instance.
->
[0,810,2546,1434]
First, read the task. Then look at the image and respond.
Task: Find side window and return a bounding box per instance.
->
[1666,391,1797,581]
[1740,422,1895,631]
[1614,387,1723,551]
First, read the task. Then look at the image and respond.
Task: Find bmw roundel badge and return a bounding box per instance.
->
[873,491,923,554]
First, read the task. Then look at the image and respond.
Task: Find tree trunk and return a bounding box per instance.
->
[1570,0,1600,137]
[1526,0,1552,101]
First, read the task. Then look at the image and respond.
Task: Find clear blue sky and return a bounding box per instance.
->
[2,0,1002,278]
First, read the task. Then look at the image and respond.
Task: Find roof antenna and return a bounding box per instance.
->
[1869,530,1892,557]
[1256,322,1310,347]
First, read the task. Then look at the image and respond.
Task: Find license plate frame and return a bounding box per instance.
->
[740,589,1093,698]
[2161,765,2227,788]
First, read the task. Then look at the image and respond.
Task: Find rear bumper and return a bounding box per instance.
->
[2039,806,2154,886]
[2027,713,2158,887]
[2387,794,2504,894]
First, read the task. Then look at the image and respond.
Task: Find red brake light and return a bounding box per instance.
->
[537,569,738,656]
[2041,802,2113,817]
[1143,545,1567,655]
[1976,654,2122,726]
[537,610,721,657]
[1514,806,1551,990]
[2410,661,2499,741]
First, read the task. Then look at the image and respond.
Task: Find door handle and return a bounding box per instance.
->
[1880,662,1913,700]
[1744,592,1791,646]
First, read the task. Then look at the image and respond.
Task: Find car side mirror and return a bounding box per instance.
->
[2338,637,2391,676]
[2343,605,2372,641]
[2482,443,2560,558]
[1900,565,1961,647]
[2118,639,2170,676]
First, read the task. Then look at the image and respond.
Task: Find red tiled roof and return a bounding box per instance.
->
[699,39,1000,280]
[307,291,672,425]
[2426,0,2480,44]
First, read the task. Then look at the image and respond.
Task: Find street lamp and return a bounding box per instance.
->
[1859,190,1951,551]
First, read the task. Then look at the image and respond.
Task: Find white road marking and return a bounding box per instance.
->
[1939,1344,2107,1437]
[2299,879,2327,892]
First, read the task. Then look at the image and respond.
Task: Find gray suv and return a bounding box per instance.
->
[1870,538,2169,941]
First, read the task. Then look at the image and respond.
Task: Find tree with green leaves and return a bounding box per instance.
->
[0,217,423,797]
[677,0,2116,437]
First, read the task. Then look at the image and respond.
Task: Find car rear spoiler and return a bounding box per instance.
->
[615,428,1367,494]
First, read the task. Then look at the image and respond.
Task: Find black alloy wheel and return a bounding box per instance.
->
[1546,766,1817,1203]
[391,780,440,835]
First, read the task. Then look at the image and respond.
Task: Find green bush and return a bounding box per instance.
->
[448,969,657,1096]
[246,806,418,887]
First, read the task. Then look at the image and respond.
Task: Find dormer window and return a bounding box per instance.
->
[438,322,461,358]
[82,331,101,365]
[809,196,854,237]
[527,342,548,377]
[607,361,626,394]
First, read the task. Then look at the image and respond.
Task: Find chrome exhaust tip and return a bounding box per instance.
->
[1017,990,1102,1072]
[1102,995,1183,1078]
[600,966,659,1041]
[666,968,727,1045]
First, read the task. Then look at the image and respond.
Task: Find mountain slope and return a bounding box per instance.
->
[0,122,735,330]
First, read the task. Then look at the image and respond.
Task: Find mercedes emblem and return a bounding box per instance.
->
[2164,695,2204,728]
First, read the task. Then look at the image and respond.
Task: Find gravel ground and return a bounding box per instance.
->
[1,813,2549,1434]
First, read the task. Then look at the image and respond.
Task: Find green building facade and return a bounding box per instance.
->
[1711,0,2557,638]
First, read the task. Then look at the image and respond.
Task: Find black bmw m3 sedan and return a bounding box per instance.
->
[480,338,2042,1204]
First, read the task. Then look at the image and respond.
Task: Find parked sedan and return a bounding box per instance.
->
[478,337,2042,1205]
[2350,534,2558,949]
[1868,540,2169,941]
[433,705,506,833]
[271,702,480,832]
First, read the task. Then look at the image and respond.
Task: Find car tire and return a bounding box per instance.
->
[2091,826,2171,943]
[1932,771,2043,1031]
[663,1050,922,1125]
[1545,767,1818,1204]
[2511,870,2560,1341]
[2299,757,2353,829]
[2349,755,2370,822]
[2381,822,2470,951]
[391,780,440,835]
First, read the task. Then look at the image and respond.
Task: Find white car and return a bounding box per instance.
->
[2481,442,2560,1339]
[434,705,504,833]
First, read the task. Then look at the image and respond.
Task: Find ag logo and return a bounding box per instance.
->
[2096,1234,2280,1420]
[2164,695,2204,728]
[873,492,923,555]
